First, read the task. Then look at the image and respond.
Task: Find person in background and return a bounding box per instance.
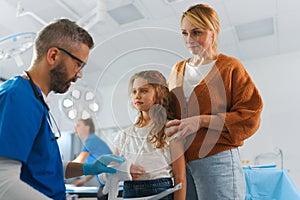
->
[166,4,263,200]
[72,118,112,187]
[0,18,124,200]
[113,70,186,200]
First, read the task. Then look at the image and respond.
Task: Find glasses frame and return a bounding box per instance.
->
[57,47,86,73]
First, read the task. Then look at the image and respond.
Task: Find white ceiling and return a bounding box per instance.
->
[1,0,300,87]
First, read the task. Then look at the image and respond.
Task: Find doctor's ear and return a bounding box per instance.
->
[46,47,60,67]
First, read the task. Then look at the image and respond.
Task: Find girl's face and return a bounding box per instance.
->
[181,17,215,55]
[131,77,156,112]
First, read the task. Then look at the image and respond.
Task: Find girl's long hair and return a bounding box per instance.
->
[129,70,175,148]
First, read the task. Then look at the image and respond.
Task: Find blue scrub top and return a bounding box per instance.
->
[83,134,112,163]
[0,76,66,200]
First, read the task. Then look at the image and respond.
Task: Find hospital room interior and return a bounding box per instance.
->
[0,0,300,199]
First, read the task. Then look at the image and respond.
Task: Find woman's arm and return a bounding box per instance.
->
[166,114,227,138]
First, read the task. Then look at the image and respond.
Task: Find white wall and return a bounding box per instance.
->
[240,50,300,190]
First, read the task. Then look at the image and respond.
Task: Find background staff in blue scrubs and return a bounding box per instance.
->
[72,118,112,186]
[0,18,125,200]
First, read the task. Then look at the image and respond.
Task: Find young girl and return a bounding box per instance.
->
[114,70,186,200]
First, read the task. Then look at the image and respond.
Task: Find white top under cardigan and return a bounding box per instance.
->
[183,61,215,100]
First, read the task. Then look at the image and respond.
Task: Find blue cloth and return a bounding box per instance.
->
[0,76,65,200]
[82,134,112,163]
[244,167,300,200]
[186,148,246,200]
[123,177,173,199]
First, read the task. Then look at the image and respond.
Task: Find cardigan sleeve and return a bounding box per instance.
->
[217,59,263,146]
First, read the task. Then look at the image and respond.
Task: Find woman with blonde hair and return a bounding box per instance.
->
[167,4,263,199]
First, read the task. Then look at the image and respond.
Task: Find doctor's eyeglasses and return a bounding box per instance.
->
[57,47,86,74]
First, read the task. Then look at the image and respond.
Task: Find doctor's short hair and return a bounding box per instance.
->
[34,18,94,64]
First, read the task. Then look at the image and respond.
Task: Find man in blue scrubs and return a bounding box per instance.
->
[0,19,125,200]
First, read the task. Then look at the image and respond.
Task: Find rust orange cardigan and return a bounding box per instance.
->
[168,54,263,162]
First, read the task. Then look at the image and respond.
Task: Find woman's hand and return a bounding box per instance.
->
[166,116,201,138]
[130,164,145,180]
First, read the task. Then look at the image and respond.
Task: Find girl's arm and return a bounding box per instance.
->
[114,148,145,180]
[169,139,186,200]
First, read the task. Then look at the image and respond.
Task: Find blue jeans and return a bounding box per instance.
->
[123,177,173,200]
[186,148,246,200]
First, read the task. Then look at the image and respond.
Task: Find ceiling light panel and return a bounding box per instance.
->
[140,0,175,20]
[237,34,279,60]
[108,4,144,25]
[164,0,184,3]
[235,17,275,41]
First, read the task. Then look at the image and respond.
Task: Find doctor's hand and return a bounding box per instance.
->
[166,116,201,138]
[82,154,126,175]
